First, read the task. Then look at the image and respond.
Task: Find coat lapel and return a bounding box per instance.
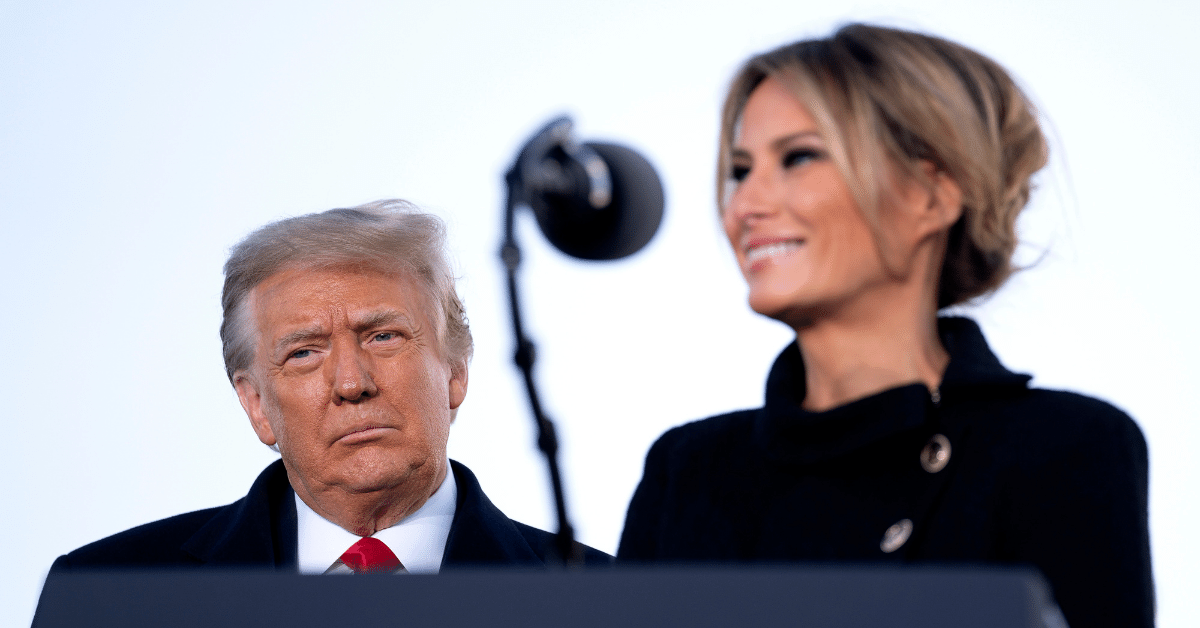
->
[441,460,545,567]
[176,459,544,569]
[180,460,298,569]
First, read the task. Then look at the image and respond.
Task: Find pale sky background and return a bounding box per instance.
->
[3,0,1197,625]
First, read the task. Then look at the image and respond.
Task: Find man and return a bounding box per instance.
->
[40,200,609,575]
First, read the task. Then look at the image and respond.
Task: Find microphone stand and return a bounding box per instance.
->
[500,163,583,568]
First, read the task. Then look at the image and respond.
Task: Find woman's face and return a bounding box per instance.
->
[723,78,896,326]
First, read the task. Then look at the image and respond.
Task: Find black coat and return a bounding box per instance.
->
[618,318,1153,628]
[44,459,611,571]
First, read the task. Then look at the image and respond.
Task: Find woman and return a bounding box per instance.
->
[617,24,1153,628]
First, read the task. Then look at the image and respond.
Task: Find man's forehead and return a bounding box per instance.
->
[247,265,434,334]
[258,262,407,293]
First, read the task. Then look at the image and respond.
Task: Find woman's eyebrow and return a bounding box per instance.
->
[771,130,822,151]
[731,130,823,158]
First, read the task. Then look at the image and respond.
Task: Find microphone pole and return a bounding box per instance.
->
[500,146,582,567]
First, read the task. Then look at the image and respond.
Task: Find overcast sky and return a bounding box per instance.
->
[3,1,1198,625]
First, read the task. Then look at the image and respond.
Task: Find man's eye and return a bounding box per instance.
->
[289,349,312,360]
[372,332,396,342]
[783,149,820,168]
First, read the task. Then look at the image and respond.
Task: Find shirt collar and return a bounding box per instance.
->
[294,462,457,574]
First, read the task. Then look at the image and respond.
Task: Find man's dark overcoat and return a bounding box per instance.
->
[46,459,609,571]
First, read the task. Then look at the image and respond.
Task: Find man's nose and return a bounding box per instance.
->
[327,343,378,403]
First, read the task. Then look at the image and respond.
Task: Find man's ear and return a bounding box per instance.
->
[448,360,468,412]
[234,372,277,447]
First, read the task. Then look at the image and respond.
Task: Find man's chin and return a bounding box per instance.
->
[334,453,440,496]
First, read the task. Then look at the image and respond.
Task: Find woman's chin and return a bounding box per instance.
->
[748,294,821,329]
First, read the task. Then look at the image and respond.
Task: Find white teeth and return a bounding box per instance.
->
[746,241,801,264]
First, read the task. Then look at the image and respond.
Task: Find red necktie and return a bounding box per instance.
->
[339,537,403,574]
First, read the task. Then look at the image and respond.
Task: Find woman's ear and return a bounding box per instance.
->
[915,161,963,237]
[879,159,965,278]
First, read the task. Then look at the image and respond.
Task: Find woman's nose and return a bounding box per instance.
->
[726,168,777,225]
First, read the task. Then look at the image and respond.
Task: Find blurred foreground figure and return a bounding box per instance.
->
[618,24,1152,628]
[40,200,608,587]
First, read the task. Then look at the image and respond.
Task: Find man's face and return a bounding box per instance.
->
[233,266,466,520]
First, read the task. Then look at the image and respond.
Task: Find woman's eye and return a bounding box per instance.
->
[783,148,820,168]
[730,165,750,182]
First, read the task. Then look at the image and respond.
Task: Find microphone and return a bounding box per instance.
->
[508,116,665,260]
[499,116,665,564]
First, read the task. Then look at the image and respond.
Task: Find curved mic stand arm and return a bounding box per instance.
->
[500,164,583,567]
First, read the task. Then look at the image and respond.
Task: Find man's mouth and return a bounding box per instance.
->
[337,426,394,445]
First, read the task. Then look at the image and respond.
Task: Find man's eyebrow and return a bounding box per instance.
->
[352,309,415,332]
[273,326,326,354]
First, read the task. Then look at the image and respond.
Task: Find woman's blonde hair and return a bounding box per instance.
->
[718,23,1048,307]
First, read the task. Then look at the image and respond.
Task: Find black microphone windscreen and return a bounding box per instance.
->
[531,141,665,261]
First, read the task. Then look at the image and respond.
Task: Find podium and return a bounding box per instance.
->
[34,566,1066,627]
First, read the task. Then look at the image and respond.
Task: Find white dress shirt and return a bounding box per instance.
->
[295,462,457,574]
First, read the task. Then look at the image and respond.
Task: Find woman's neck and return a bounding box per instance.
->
[793,288,947,412]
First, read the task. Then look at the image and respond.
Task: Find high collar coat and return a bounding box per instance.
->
[618,317,1153,628]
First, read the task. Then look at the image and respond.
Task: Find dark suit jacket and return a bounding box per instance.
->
[43,459,610,572]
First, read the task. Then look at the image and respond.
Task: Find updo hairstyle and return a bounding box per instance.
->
[718,23,1049,307]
